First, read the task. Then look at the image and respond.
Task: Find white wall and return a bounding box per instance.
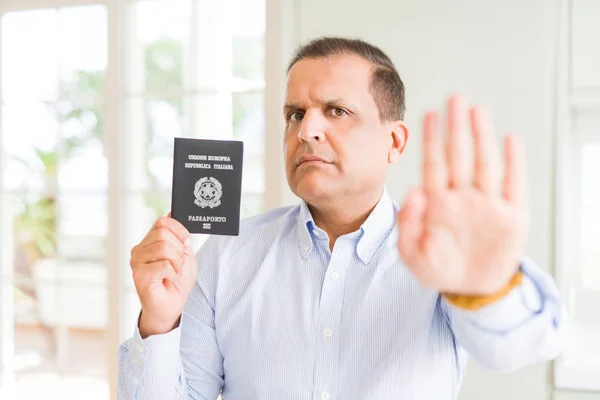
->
[266,0,572,399]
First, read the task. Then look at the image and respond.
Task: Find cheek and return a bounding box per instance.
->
[336,131,387,170]
[283,136,297,166]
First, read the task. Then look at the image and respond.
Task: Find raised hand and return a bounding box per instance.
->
[130,213,198,338]
[397,95,530,296]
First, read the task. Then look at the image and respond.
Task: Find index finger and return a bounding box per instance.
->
[151,216,190,245]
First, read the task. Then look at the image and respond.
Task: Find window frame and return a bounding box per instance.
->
[0,3,113,399]
[553,103,600,393]
[553,0,600,394]
[0,1,272,399]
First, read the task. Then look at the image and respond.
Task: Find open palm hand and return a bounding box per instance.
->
[397,95,530,296]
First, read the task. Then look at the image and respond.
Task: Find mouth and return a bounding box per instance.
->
[297,155,330,167]
[298,160,328,167]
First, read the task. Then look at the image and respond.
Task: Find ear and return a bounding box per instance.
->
[388,120,409,164]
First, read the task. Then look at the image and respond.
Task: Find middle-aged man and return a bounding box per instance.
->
[118,36,568,399]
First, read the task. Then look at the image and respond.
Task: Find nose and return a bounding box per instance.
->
[297,109,326,144]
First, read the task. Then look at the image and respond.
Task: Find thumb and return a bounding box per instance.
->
[396,188,427,265]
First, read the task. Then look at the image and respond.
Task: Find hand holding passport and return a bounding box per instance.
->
[171,137,244,236]
[134,136,243,338]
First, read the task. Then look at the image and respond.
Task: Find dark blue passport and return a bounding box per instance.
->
[171,137,244,235]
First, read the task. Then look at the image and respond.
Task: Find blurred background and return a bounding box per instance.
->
[0,0,597,399]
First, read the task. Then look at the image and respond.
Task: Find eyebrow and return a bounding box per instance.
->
[283,103,303,113]
[283,98,355,112]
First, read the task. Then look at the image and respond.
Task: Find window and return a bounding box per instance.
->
[0,6,109,399]
[0,1,266,399]
[553,0,600,393]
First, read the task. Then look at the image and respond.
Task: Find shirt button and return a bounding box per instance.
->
[137,344,144,353]
[134,357,141,366]
[324,328,332,338]
[321,391,330,400]
[331,273,339,281]
[313,230,320,236]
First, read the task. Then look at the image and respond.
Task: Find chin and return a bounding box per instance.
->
[289,172,337,203]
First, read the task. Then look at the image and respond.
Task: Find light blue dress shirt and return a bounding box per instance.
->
[117,188,567,400]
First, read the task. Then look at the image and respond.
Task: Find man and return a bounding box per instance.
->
[118,37,567,399]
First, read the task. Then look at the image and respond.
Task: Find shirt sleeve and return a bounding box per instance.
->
[442,257,570,372]
[116,323,186,399]
[117,236,226,399]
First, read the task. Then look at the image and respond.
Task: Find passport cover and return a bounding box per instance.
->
[171,137,244,235]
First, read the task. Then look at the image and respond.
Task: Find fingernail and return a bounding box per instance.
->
[184,237,191,247]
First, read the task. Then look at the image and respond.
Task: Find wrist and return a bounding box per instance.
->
[138,310,181,339]
[442,267,524,311]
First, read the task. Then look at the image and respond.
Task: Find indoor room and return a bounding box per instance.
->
[0,0,598,399]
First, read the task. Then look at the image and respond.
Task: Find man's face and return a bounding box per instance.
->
[283,54,403,204]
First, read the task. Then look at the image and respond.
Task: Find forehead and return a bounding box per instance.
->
[285,54,373,103]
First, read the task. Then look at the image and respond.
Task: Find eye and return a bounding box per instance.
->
[287,111,304,121]
[330,107,347,117]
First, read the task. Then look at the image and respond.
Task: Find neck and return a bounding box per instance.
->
[308,188,383,250]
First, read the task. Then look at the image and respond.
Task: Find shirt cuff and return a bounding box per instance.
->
[445,258,548,333]
[129,323,182,381]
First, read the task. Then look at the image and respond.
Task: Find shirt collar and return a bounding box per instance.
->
[296,200,315,259]
[356,186,397,265]
[296,186,397,265]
